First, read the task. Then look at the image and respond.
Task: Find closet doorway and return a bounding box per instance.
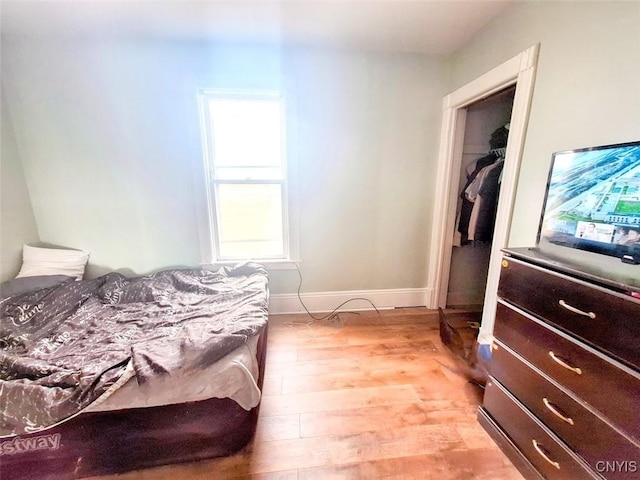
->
[447,86,516,307]
[426,45,539,345]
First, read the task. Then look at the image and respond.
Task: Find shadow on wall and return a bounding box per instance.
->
[84,264,137,279]
[85,263,206,279]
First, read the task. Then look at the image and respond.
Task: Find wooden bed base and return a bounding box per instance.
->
[1,326,268,480]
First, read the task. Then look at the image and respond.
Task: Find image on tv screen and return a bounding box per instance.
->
[538,142,640,256]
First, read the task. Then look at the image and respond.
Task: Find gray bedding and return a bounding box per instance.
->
[0,263,268,437]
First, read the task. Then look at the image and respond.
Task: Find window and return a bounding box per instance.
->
[198,90,294,263]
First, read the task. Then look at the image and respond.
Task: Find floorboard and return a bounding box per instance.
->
[90,307,523,479]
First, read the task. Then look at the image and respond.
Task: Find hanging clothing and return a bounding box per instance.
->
[468,160,504,242]
[465,158,503,202]
[457,152,500,242]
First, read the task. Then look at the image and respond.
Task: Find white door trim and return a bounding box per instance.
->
[425,45,539,344]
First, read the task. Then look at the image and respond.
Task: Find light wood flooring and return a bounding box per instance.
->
[93,307,523,479]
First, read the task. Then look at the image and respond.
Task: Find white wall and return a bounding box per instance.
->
[276,48,445,293]
[2,38,206,278]
[1,37,446,293]
[448,1,640,249]
[0,89,40,281]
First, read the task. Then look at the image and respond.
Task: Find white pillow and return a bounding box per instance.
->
[16,245,90,281]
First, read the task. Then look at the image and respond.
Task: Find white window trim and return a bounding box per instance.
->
[196,88,300,269]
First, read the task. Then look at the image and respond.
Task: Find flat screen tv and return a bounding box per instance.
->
[537,140,640,264]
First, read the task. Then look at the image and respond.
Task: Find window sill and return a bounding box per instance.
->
[201,259,301,271]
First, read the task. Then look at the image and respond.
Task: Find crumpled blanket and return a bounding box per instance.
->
[0,263,268,437]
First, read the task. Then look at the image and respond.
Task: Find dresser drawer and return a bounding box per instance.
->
[498,257,640,370]
[483,378,599,480]
[490,339,640,477]
[494,302,640,442]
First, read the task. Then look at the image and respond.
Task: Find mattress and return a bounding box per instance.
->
[0,325,269,480]
[1,264,269,437]
[0,263,270,479]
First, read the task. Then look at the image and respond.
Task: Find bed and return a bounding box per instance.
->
[0,263,269,480]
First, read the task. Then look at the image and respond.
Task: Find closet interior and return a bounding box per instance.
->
[446,85,516,307]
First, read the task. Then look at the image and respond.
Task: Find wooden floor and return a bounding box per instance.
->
[93,307,523,479]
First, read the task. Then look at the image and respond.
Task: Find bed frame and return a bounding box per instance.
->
[1,325,268,480]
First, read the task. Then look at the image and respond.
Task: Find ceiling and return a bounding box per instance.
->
[0,0,515,55]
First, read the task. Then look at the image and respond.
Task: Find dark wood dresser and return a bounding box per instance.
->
[478,247,640,480]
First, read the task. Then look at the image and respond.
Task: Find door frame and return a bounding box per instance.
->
[425,44,539,344]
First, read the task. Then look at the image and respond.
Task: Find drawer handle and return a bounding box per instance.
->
[548,351,582,375]
[558,300,596,319]
[532,439,561,469]
[543,398,574,425]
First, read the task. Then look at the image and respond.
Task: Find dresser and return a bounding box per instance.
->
[478,247,640,480]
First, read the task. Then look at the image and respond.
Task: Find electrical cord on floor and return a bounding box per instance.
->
[284,264,381,337]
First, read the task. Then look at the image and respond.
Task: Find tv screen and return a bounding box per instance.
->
[537,140,640,264]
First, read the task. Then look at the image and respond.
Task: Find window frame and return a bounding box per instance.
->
[197,89,298,267]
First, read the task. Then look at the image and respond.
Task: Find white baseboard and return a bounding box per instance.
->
[268,287,432,315]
